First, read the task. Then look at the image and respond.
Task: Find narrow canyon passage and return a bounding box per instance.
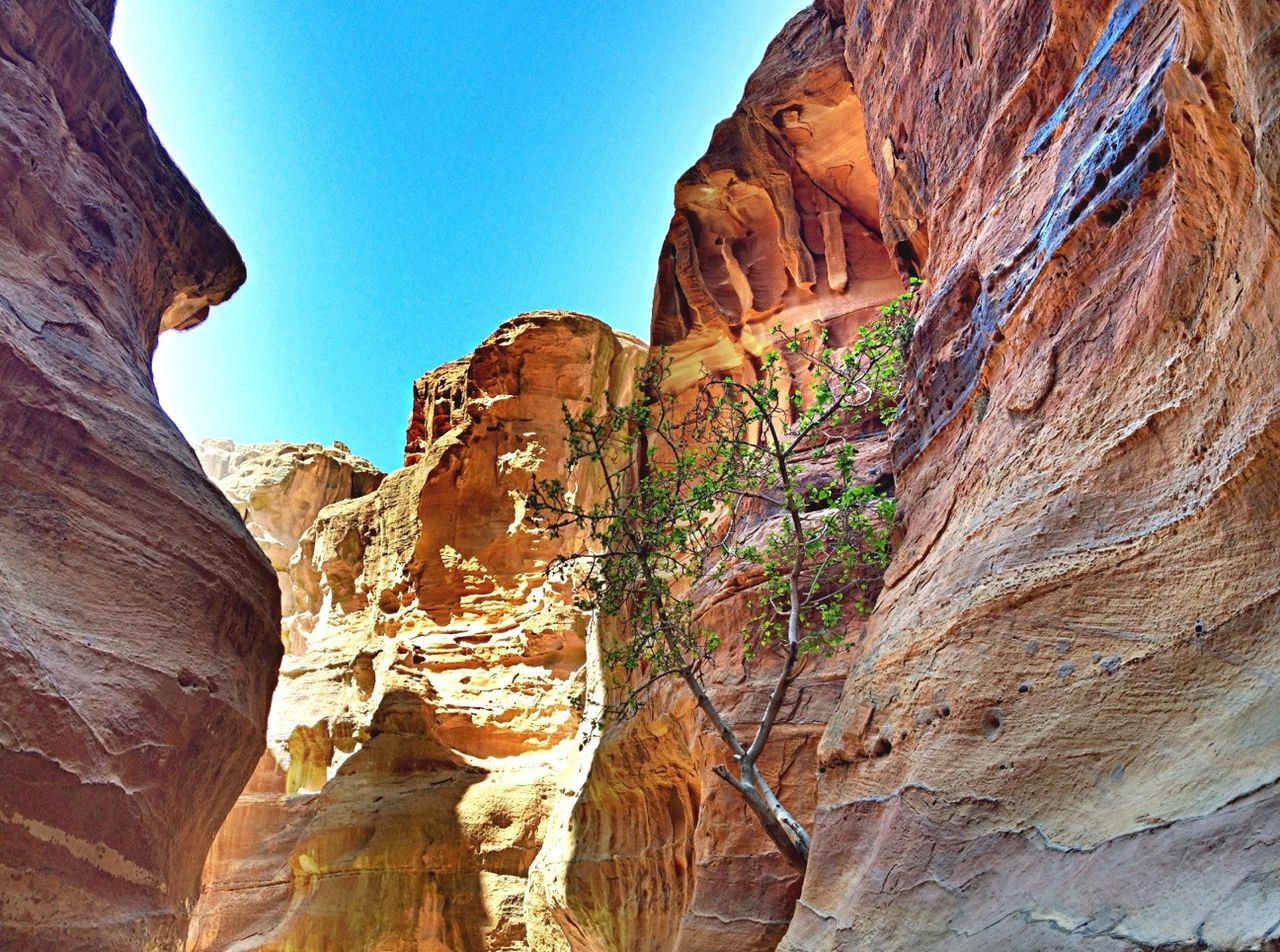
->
[0,1,1277,950]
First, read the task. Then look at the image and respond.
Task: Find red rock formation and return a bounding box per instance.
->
[528,11,902,949]
[777,0,1280,949]
[0,2,279,949]
[187,313,645,951]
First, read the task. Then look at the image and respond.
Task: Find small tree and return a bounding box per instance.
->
[529,280,920,870]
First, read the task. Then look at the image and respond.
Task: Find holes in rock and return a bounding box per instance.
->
[981,708,1005,741]
[974,387,991,423]
[1147,140,1171,174]
[939,704,952,718]
[80,204,115,247]
[353,652,377,700]
[894,239,921,278]
[871,736,893,758]
[1097,199,1128,227]
[1017,681,1032,694]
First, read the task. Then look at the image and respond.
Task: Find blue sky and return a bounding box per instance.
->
[114,1,802,472]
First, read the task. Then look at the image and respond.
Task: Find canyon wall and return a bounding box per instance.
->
[0,2,280,949]
[779,0,1280,949]
[527,11,903,950]
[24,0,1273,948]
[188,313,645,951]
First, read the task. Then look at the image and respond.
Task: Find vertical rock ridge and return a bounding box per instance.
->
[529,7,903,949]
[188,313,646,951]
[0,2,275,949]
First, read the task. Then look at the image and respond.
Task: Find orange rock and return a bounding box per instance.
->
[529,9,901,948]
[188,312,645,950]
[0,3,277,948]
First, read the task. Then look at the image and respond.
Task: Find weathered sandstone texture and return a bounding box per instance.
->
[196,438,385,646]
[0,1,279,949]
[187,313,645,951]
[775,0,1280,949]
[527,12,902,949]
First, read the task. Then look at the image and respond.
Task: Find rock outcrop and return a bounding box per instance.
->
[527,12,903,949]
[188,313,645,951]
[775,0,1280,949]
[0,2,279,949]
[196,439,385,649]
[18,0,1275,948]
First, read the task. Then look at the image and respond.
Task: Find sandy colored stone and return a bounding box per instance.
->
[188,312,645,950]
[196,439,385,636]
[0,2,279,949]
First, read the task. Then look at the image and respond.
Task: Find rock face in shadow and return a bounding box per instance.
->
[527,10,902,949]
[187,312,645,951]
[777,0,1280,949]
[0,2,279,949]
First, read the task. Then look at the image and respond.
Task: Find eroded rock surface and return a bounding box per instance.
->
[0,2,278,948]
[779,0,1280,949]
[528,11,902,949]
[188,312,644,951]
[196,439,385,645]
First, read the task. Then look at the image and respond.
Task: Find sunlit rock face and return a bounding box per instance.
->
[527,9,902,949]
[196,439,385,644]
[0,2,278,949]
[779,0,1280,949]
[187,312,645,951]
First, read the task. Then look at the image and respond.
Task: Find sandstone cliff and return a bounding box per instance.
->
[29,0,1275,947]
[776,0,1280,949]
[536,1,1279,947]
[527,13,902,949]
[188,313,644,951]
[196,439,386,648]
[0,2,279,949]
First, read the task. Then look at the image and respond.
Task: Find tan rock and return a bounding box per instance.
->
[188,312,645,950]
[196,439,385,639]
[0,2,278,949]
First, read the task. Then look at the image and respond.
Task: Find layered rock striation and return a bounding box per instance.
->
[0,2,279,948]
[188,313,644,951]
[777,0,1280,949]
[22,0,1276,948]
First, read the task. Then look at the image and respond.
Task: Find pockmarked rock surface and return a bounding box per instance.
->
[0,2,279,949]
[774,0,1280,949]
[187,313,645,951]
[527,11,902,949]
[196,439,385,647]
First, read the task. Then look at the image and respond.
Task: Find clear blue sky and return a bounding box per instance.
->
[113,1,802,472]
